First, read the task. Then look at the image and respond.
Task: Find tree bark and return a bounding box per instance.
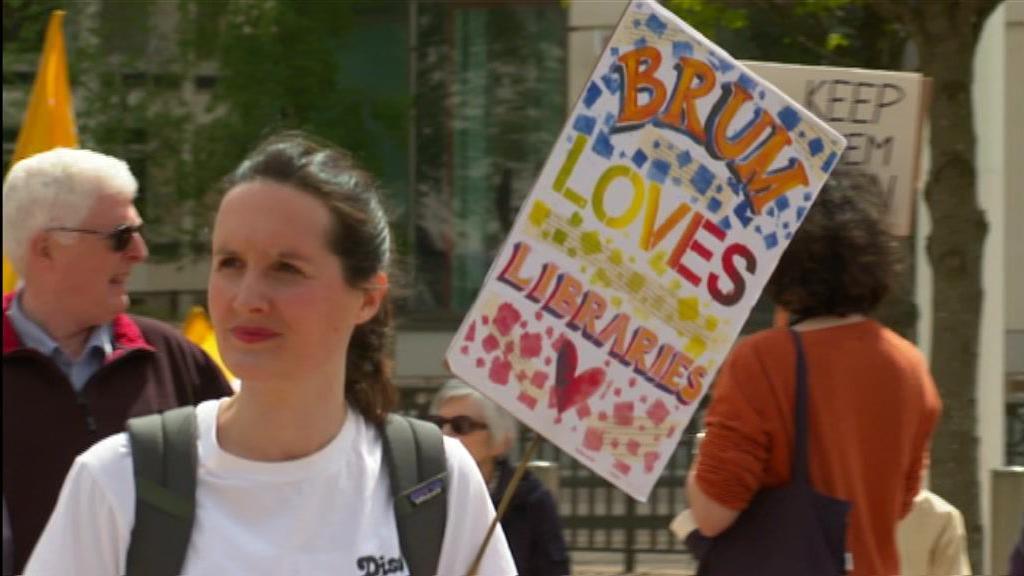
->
[906,0,996,569]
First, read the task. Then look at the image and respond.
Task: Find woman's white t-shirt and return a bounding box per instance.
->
[25,399,517,575]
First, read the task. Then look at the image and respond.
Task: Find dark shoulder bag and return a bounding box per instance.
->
[685,329,851,576]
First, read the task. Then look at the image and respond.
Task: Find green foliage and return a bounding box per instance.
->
[825,31,851,52]
[665,0,907,70]
[3,0,71,169]
[6,0,412,261]
[63,2,199,259]
[2,0,69,57]
[667,0,748,33]
[193,0,412,256]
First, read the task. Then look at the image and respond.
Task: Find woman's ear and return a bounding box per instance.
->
[356,272,389,324]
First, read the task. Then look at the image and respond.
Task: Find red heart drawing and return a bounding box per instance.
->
[554,339,606,414]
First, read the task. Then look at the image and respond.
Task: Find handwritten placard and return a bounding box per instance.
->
[446,0,846,501]
[744,61,928,236]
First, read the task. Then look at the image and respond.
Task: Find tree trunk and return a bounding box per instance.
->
[913,2,991,569]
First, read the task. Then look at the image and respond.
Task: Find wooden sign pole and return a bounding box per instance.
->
[466,434,543,575]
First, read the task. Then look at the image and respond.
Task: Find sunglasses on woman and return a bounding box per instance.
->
[424,414,489,436]
[47,223,144,252]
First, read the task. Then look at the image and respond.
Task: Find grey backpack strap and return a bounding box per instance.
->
[125,406,198,576]
[381,414,448,576]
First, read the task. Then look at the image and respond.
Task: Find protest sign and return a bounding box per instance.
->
[744,61,928,236]
[446,0,846,501]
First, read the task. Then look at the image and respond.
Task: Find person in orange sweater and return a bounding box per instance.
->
[686,167,942,576]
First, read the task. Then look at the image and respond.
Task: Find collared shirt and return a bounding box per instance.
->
[896,489,972,576]
[5,293,113,393]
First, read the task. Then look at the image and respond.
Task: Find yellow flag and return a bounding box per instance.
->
[182,306,236,384]
[3,10,79,294]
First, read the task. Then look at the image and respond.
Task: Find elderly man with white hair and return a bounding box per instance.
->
[430,378,571,576]
[2,148,232,574]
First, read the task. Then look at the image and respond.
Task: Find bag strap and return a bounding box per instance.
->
[123,409,447,575]
[381,414,448,576]
[125,406,198,576]
[788,329,811,485]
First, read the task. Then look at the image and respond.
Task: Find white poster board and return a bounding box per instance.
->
[446,0,846,501]
[744,61,928,236]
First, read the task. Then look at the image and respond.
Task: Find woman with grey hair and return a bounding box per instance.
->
[429,378,571,576]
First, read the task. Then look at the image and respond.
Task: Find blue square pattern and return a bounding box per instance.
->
[603,112,616,128]
[601,72,622,95]
[763,232,779,250]
[673,41,694,60]
[646,158,670,185]
[808,137,824,157]
[592,131,615,160]
[632,149,649,169]
[718,216,732,231]
[822,151,838,173]
[737,74,758,93]
[728,177,742,196]
[573,114,597,136]
[645,14,668,37]
[690,164,714,195]
[733,199,754,228]
[778,106,801,131]
[634,37,648,49]
[676,150,692,168]
[775,195,790,214]
[610,47,620,57]
[708,52,734,74]
[583,82,603,109]
[707,196,722,214]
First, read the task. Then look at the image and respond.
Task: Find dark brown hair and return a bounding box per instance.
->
[766,166,899,319]
[221,130,397,425]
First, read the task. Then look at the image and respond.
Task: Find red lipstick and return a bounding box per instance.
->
[230,326,279,344]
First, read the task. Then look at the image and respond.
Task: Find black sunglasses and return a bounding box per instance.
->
[48,223,144,252]
[424,414,488,436]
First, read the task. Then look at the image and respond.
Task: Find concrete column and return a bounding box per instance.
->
[969,2,1023,571]
[566,0,629,109]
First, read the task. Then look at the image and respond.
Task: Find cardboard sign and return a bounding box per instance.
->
[743,61,927,236]
[446,0,846,501]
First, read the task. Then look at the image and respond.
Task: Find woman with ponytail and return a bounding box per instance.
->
[26,132,516,576]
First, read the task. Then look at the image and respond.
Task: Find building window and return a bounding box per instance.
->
[408,1,566,324]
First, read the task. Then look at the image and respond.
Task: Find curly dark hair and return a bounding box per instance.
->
[766,166,900,319]
[220,130,397,425]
